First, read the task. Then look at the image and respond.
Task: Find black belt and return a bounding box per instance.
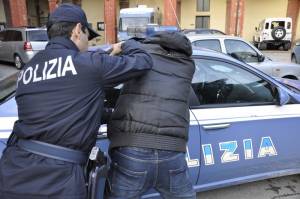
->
[17,139,88,164]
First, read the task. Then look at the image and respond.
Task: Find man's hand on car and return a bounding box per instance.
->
[110,42,124,56]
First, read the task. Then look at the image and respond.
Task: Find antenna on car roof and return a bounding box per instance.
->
[168,0,181,29]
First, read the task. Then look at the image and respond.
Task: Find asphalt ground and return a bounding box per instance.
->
[198,175,300,199]
[0,62,18,99]
[263,50,292,63]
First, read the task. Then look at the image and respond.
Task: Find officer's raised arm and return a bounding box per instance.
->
[91,39,153,85]
[0,3,152,199]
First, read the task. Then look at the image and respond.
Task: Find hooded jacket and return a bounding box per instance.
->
[108,32,195,152]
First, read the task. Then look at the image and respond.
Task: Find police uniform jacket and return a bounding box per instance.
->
[108,32,195,152]
[0,37,152,199]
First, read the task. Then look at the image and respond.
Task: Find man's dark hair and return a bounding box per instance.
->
[47,21,87,39]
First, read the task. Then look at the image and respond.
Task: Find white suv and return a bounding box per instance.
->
[253,17,292,51]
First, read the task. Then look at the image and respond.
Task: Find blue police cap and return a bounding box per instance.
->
[48,3,100,40]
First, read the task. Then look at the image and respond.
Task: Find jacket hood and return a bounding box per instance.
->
[143,31,193,56]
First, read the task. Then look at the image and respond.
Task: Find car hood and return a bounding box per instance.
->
[249,59,300,68]
[275,77,300,90]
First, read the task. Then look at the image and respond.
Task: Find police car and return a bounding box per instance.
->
[1,49,300,198]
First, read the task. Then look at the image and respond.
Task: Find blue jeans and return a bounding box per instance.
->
[104,147,196,199]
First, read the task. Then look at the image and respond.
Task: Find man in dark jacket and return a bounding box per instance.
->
[0,3,152,199]
[105,32,196,199]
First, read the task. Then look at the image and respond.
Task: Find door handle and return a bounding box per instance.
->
[203,123,231,130]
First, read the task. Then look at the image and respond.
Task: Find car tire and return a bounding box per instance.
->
[292,54,298,63]
[271,26,286,41]
[258,42,267,50]
[14,54,24,69]
[283,42,291,51]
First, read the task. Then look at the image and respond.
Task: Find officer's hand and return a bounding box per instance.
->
[109,42,123,56]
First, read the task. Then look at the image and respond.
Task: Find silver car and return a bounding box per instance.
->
[0,27,48,69]
[188,35,300,80]
[291,41,300,64]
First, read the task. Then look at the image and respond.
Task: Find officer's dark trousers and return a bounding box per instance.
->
[0,146,87,199]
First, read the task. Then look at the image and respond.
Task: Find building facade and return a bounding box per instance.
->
[0,0,299,44]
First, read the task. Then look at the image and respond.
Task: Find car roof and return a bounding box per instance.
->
[182,28,226,34]
[264,17,292,21]
[187,34,241,41]
[2,27,46,31]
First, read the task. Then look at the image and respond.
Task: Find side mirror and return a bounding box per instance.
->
[257,54,265,62]
[275,87,290,106]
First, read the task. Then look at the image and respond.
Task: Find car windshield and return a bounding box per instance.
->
[27,30,48,41]
[120,17,149,31]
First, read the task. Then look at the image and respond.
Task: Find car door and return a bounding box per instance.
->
[186,106,201,185]
[191,56,300,191]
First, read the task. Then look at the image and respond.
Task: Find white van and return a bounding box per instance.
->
[253,17,292,51]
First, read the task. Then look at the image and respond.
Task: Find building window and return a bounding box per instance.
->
[197,0,210,12]
[196,16,210,28]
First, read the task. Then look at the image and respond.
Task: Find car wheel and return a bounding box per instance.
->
[258,42,267,50]
[14,55,24,69]
[292,55,298,63]
[271,26,286,41]
[283,42,291,51]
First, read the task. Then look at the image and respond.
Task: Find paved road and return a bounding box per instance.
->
[0,62,18,81]
[198,175,300,199]
[263,50,292,63]
[0,62,18,99]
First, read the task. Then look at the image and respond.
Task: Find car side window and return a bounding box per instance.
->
[0,31,5,41]
[192,39,222,52]
[265,23,269,29]
[191,58,276,107]
[224,39,259,63]
[3,30,15,41]
[13,31,23,41]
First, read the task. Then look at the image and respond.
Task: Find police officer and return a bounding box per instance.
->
[0,3,152,199]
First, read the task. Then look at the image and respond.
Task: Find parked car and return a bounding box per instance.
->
[188,35,300,80]
[1,48,300,198]
[291,41,300,64]
[253,17,292,50]
[0,27,48,69]
[182,28,226,35]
